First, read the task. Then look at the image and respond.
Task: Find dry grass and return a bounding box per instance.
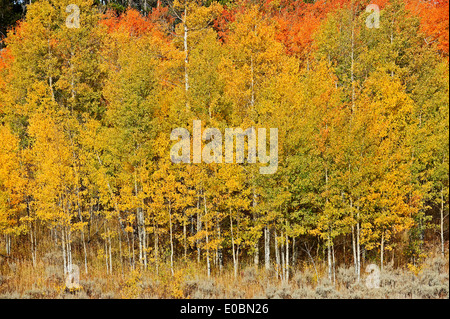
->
[0,250,448,299]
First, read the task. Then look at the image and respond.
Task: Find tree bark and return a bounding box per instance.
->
[183,5,189,109]
[327,232,332,282]
[204,194,211,278]
[197,196,201,263]
[292,236,296,268]
[332,238,336,285]
[275,228,280,279]
[169,200,174,276]
[381,230,384,272]
[253,188,259,268]
[264,226,270,270]
[230,209,237,279]
[153,215,159,276]
[356,208,361,282]
[441,187,445,257]
[285,229,289,281]
[183,214,187,262]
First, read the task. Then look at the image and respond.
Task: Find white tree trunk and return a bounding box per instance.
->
[108,230,112,274]
[356,209,361,282]
[169,201,174,276]
[153,215,159,276]
[275,229,280,279]
[327,232,332,282]
[292,236,296,268]
[253,188,259,267]
[285,230,289,281]
[264,226,270,270]
[104,224,109,274]
[197,196,201,263]
[62,228,67,275]
[381,231,384,272]
[441,187,445,257]
[230,210,237,279]
[204,195,211,278]
[183,6,189,109]
[332,238,336,285]
[281,232,285,281]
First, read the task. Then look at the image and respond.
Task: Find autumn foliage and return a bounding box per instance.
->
[0,0,448,298]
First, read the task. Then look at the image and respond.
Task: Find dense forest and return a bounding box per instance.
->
[0,0,448,299]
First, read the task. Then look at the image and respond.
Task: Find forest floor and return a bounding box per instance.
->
[0,249,448,299]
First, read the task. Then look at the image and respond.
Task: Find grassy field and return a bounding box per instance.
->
[0,247,447,299]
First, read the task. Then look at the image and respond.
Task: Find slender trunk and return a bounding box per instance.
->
[205,219,210,278]
[275,229,280,279]
[48,39,55,101]
[183,215,187,262]
[142,206,147,269]
[62,227,67,275]
[104,223,109,274]
[132,223,135,270]
[67,230,73,278]
[356,209,361,282]
[441,187,445,257]
[27,197,36,267]
[29,220,36,267]
[325,166,332,284]
[118,219,123,276]
[349,4,358,278]
[34,222,37,266]
[68,231,73,273]
[292,236,296,268]
[204,194,211,278]
[197,196,201,263]
[81,226,88,275]
[236,216,240,277]
[142,195,147,269]
[230,208,237,279]
[217,222,223,272]
[332,238,336,286]
[183,6,189,109]
[281,232,285,281]
[108,229,113,274]
[5,234,10,255]
[135,175,143,270]
[351,217,357,275]
[77,189,88,275]
[285,229,289,281]
[253,188,259,268]
[327,232,332,282]
[153,215,159,276]
[126,229,132,270]
[351,18,355,115]
[264,226,270,270]
[253,240,259,268]
[381,230,384,272]
[169,200,174,276]
[30,223,35,267]
[343,234,346,263]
